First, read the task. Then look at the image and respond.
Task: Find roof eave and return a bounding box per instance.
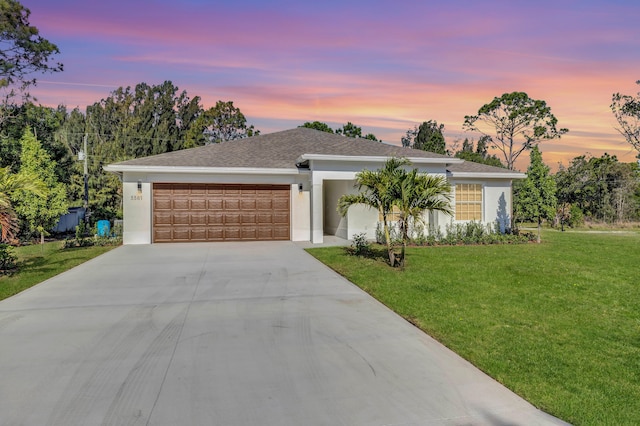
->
[103,165,306,175]
[297,154,463,165]
[447,171,526,179]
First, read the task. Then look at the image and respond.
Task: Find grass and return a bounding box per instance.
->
[0,241,116,301]
[308,230,640,425]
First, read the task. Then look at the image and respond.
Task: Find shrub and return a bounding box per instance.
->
[75,221,87,239]
[351,232,371,256]
[0,244,18,273]
[569,205,584,227]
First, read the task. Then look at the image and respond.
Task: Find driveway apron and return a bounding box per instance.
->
[0,242,567,425]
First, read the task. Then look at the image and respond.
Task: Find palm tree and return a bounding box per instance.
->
[338,158,409,266]
[395,170,452,268]
[0,167,45,242]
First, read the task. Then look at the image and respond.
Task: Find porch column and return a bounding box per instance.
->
[311,177,324,244]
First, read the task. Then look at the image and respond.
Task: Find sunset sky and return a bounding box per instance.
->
[25,0,640,170]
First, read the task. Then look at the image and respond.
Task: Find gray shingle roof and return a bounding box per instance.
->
[107,127,523,178]
[110,127,452,169]
[447,160,521,175]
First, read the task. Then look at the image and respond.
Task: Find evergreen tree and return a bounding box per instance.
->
[11,127,67,243]
[401,120,447,155]
[453,136,504,167]
[300,121,334,133]
[514,146,556,243]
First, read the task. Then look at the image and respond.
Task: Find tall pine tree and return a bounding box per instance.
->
[12,127,67,243]
[514,146,556,243]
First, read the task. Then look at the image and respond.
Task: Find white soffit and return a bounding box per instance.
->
[103,165,306,175]
[296,154,463,165]
[447,171,526,179]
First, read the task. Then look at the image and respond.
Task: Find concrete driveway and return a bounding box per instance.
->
[0,242,567,425]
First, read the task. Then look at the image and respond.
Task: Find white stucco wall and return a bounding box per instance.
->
[323,180,350,239]
[483,181,512,232]
[346,205,378,241]
[122,176,152,244]
[291,183,311,241]
[449,178,513,232]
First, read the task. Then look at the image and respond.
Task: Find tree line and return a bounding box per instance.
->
[0,0,638,245]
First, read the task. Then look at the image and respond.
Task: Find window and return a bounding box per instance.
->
[378,206,401,222]
[455,183,482,221]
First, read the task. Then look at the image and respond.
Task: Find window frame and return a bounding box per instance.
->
[454,182,484,222]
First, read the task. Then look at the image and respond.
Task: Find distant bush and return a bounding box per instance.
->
[569,205,584,227]
[0,244,18,274]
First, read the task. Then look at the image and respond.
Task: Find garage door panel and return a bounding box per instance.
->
[256,213,273,224]
[190,199,206,210]
[191,213,207,225]
[256,199,272,210]
[225,213,241,224]
[241,213,257,224]
[273,227,289,239]
[173,213,190,225]
[207,228,224,240]
[153,183,290,242]
[189,184,207,194]
[171,184,191,195]
[172,228,191,241]
[190,228,207,241]
[207,213,223,225]
[224,199,240,210]
[272,198,288,210]
[224,227,241,240]
[241,227,257,239]
[273,212,289,224]
[172,199,189,210]
[241,199,256,209]
[207,199,223,210]
[154,228,172,242]
[154,213,172,225]
[154,198,171,210]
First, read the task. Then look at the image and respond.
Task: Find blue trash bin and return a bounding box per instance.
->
[97,220,110,237]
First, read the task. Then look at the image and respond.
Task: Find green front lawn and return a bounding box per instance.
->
[0,242,116,301]
[308,231,640,425]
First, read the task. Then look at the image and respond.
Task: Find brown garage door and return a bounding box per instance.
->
[153,183,290,242]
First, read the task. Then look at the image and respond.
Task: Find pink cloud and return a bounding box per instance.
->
[23,0,640,169]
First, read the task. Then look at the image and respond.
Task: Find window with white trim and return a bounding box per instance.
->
[455,183,482,221]
[379,205,401,222]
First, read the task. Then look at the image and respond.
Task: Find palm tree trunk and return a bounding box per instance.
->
[398,218,408,269]
[382,215,395,266]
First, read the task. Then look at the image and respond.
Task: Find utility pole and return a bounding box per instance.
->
[83,133,88,210]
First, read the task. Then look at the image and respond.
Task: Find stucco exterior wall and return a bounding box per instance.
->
[323,180,350,239]
[449,178,513,232]
[483,181,512,232]
[122,175,152,244]
[291,183,311,241]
